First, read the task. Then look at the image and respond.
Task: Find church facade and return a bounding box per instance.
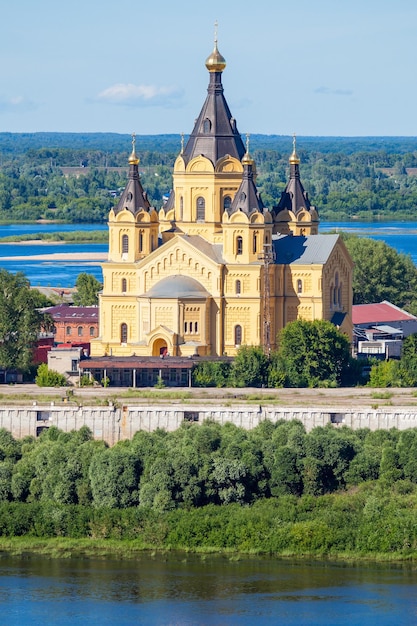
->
[90,41,353,360]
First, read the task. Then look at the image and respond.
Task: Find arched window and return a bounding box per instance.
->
[297,279,302,294]
[253,233,258,254]
[122,234,129,254]
[334,273,339,306]
[179,196,184,220]
[223,195,232,211]
[234,325,242,346]
[121,278,127,293]
[78,326,83,337]
[66,326,72,336]
[196,197,205,221]
[184,321,188,334]
[120,323,128,343]
[139,231,143,252]
[194,322,198,333]
[203,118,211,133]
[236,236,243,255]
[89,326,95,337]
[235,280,241,295]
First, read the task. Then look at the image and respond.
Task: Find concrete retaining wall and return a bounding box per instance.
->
[2,404,417,443]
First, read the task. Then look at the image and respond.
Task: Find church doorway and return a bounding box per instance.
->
[152,338,168,357]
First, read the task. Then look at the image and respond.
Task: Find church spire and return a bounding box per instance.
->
[113,134,151,216]
[181,26,245,166]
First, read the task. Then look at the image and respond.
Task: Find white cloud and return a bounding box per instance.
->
[314,86,353,96]
[0,95,37,112]
[96,83,184,107]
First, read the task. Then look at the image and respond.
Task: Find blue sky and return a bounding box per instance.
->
[1,0,416,136]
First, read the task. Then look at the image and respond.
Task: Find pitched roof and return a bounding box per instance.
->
[182,47,245,166]
[273,233,338,265]
[44,304,98,323]
[352,301,417,325]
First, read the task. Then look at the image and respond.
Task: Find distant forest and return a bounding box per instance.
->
[1,132,417,223]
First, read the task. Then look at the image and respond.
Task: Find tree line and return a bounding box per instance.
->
[1,418,417,513]
[1,134,417,222]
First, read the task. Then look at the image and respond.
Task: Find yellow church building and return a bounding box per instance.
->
[89,39,352,376]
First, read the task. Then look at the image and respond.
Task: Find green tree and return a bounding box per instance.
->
[35,363,67,387]
[342,235,417,311]
[0,270,47,373]
[231,345,269,388]
[276,319,351,387]
[73,272,102,306]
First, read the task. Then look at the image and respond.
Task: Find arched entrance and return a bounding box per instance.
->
[152,337,168,357]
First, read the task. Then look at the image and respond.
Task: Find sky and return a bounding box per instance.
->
[1,0,417,137]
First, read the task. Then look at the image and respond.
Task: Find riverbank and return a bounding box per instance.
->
[0,489,416,562]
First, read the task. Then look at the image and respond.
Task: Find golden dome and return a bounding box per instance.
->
[128,133,140,165]
[242,133,254,165]
[289,134,300,165]
[205,42,226,72]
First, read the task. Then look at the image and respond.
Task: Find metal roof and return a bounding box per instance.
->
[141,275,210,299]
[273,233,338,265]
[352,301,417,325]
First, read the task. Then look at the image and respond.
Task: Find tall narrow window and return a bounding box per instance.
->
[236,236,243,255]
[121,278,127,293]
[139,231,143,252]
[234,325,242,346]
[184,321,188,334]
[297,279,302,294]
[122,234,129,254]
[253,233,258,254]
[120,323,128,343]
[89,326,95,337]
[235,279,241,295]
[196,197,205,221]
[223,195,232,211]
[66,326,72,336]
[203,118,211,133]
[78,326,83,337]
[179,196,184,220]
[194,322,198,333]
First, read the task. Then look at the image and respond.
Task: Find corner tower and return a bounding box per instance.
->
[272,136,319,236]
[108,135,159,263]
[159,34,246,244]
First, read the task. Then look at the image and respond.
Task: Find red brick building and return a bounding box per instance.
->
[44,304,99,344]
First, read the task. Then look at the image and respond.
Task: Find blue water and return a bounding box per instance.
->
[0,555,416,625]
[0,221,416,287]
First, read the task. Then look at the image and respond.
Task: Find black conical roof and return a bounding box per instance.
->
[274,158,312,216]
[182,58,245,166]
[113,159,151,217]
[228,159,264,216]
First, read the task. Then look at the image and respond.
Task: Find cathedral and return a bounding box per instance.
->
[90,39,353,365]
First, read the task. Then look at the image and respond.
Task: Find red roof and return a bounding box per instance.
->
[353,301,417,325]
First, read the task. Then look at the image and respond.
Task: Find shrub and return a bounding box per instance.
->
[35,363,67,387]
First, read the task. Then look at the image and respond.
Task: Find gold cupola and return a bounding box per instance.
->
[128,133,140,166]
[205,22,226,73]
[289,133,300,165]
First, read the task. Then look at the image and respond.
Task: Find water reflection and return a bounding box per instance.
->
[0,553,416,625]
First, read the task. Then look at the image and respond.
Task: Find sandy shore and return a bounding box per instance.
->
[0,252,108,261]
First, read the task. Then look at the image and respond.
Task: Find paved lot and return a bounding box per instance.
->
[0,384,416,409]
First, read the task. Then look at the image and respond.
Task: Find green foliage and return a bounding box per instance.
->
[276,319,351,387]
[35,363,67,388]
[73,272,102,306]
[343,235,417,311]
[0,269,47,372]
[230,346,269,388]
[368,360,404,388]
[192,361,231,387]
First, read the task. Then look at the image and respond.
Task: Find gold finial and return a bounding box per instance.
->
[129,132,139,165]
[289,133,300,164]
[180,132,184,154]
[242,132,254,165]
[205,21,226,73]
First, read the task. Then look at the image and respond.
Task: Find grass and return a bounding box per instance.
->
[370,391,393,400]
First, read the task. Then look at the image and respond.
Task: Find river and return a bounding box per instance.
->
[1,553,416,625]
[0,221,416,287]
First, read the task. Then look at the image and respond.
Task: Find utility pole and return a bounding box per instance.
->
[258,242,275,355]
